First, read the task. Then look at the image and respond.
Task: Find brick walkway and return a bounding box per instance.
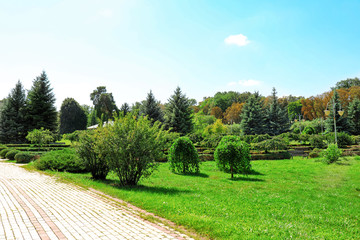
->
[0,160,194,240]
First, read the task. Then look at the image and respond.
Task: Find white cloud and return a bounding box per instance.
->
[98,9,113,18]
[224,34,250,46]
[227,81,237,86]
[238,79,261,86]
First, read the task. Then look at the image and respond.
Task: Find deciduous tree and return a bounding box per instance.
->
[59,98,87,134]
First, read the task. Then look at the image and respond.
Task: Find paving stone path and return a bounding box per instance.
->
[0,160,194,240]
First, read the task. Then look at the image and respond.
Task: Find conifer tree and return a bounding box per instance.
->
[164,87,194,135]
[0,81,27,143]
[26,71,58,132]
[120,102,131,116]
[240,92,266,135]
[347,98,360,135]
[59,98,87,134]
[265,88,289,135]
[143,90,163,123]
[90,86,118,122]
[324,89,349,133]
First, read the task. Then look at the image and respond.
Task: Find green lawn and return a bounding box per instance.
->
[29,157,360,239]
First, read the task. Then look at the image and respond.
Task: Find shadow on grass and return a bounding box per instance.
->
[336,162,351,166]
[247,169,265,176]
[229,176,265,182]
[94,178,191,195]
[173,172,209,178]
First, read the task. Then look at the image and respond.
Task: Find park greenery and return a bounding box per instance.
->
[0,72,360,238]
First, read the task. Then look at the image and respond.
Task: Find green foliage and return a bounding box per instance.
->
[34,148,86,172]
[164,87,194,135]
[251,134,271,143]
[142,90,163,123]
[287,100,302,121]
[0,81,27,143]
[335,77,360,88]
[324,89,350,133]
[214,135,251,178]
[26,71,58,132]
[63,131,83,143]
[265,88,289,135]
[59,98,87,134]
[26,128,54,146]
[321,144,342,164]
[325,132,353,148]
[90,86,119,122]
[200,134,223,148]
[347,98,360,135]
[169,137,199,173]
[0,148,11,158]
[15,152,36,163]
[308,148,322,159]
[240,92,266,135]
[302,126,315,135]
[76,130,109,180]
[193,114,216,135]
[203,119,227,136]
[120,102,131,116]
[309,135,326,149]
[255,137,288,153]
[97,114,166,186]
[5,150,20,160]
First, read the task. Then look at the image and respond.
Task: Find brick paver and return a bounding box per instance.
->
[0,160,193,240]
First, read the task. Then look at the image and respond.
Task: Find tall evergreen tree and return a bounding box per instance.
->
[240,92,266,135]
[164,87,194,135]
[90,86,118,122]
[324,89,349,133]
[265,88,289,135]
[120,102,131,116]
[143,90,163,123]
[347,98,360,135]
[0,81,27,143]
[26,71,58,132]
[59,98,87,134]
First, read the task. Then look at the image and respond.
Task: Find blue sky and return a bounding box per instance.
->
[1,0,359,109]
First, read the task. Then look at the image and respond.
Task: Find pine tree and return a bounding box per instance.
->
[265,88,289,135]
[240,92,266,135]
[164,87,194,135]
[59,98,87,134]
[26,71,58,132]
[324,89,349,133]
[143,90,163,123]
[347,98,360,135]
[120,102,131,116]
[0,81,27,143]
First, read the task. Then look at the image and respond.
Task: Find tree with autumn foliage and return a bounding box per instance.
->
[223,102,244,124]
[210,106,223,119]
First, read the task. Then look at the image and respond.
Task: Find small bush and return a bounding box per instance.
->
[325,132,354,148]
[34,148,86,173]
[255,137,288,153]
[351,135,360,145]
[308,148,322,158]
[251,134,271,143]
[302,126,315,135]
[0,148,11,158]
[77,131,109,180]
[214,135,251,178]
[321,144,342,164]
[15,152,36,163]
[309,135,326,149]
[169,137,200,173]
[5,150,20,160]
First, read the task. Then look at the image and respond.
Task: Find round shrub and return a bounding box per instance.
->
[302,126,315,135]
[309,135,326,149]
[214,135,251,178]
[255,137,288,153]
[308,148,322,158]
[5,150,20,160]
[15,152,36,163]
[0,148,11,158]
[77,131,109,180]
[326,132,353,148]
[34,148,86,173]
[321,144,342,164]
[169,137,200,174]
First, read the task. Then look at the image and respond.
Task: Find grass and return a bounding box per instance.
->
[25,157,360,239]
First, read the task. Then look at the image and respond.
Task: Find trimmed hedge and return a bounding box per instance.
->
[0,148,12,158]
[15,152,37,163]
[5,150,20,160]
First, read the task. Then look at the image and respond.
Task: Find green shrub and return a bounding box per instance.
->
[302,126,315,135]
[15,152,36,163]
[351,135,360,145]
[26,128,54,146]
[34,148,86,173]
[251,134,271,143]
[255,137,288,153]
[0,148,11,158]
[0,144,7,151]
[5,150,20,160]
[76,131,109,180]
[214,135,251,178]
[200,134,224,148]
[321,144,342,164]
[309,135,326,149]
[308,148,322,158]
[169,137,200,174]
[326,132,353,148]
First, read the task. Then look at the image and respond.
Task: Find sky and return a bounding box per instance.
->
[1,0,360,110]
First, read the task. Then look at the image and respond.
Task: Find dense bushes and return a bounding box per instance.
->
[15,152,36,163]
[321,144,342,164]
[76,130,109,180]
[169,137,199,173]
[5,150,20,160]
[255,137,288,153]
[0,148,12,158]
[214,135,251,178]
[309,135,326,149]
[34,148,86,172]
[325,132,353,147]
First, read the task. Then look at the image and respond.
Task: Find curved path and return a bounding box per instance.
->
[0,160,194,240]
